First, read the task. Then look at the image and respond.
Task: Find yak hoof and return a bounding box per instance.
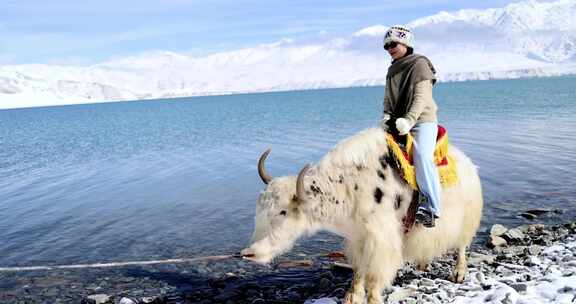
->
[451,268,467,283]
[416,262,428,272]
[344,291,364,304]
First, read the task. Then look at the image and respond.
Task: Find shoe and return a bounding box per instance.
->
[415,207,436,228]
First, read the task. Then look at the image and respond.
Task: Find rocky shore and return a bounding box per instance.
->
[1,219,575,304]
[310,221,576,304]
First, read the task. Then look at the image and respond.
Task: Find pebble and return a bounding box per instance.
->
[558,286,573,293]
[526,245,543,256]
[87,294,111,304]
[510,283,527,293]
[474,271,486,285]
[419,278,435,287]
[543,244,566,255]
[503,228,525,242]
[490,224,508,237]
[385,287,415,302]
[468,252,496,265]
[488,235,507,248]
[318,278,332,291]
[304,297,337,304]
[403,298,417,304]
[526,256,542,266]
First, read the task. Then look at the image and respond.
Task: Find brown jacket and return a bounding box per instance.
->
[383,54,438,125]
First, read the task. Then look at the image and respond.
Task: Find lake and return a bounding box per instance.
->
[0,76,575,267]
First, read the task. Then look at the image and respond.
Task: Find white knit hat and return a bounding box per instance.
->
[383,25,414,48]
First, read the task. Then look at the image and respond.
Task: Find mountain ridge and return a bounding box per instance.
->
[1,0,575,109]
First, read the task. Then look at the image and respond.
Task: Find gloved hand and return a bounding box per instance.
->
[380,113,391,131]
[395,117,413,135]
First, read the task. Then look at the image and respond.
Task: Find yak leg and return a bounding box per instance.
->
[366,273,385,304]
[451,245,468,283]
[344,238,365,304]
[343,272,365,304]
[363,215,403,304]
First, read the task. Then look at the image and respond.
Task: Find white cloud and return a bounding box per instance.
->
[353,25,389,37]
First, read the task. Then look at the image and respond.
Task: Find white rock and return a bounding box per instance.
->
[489,235,508,248]
[475,272,486,285]
[118,298,138,304]
[469,252,496,265]
[386,287,416,302]
[88,294,111,304]
[503,228,524,241]
[543,245,566,255]
[490,224,508,237]
[304,298,337,304]
[528,256,542,266]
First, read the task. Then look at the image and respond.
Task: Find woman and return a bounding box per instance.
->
[380,25,441,228]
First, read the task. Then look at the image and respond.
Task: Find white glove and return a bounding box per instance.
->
[380,113,391,130]
[395,117,413,135]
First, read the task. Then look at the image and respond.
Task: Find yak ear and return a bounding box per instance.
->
[295,164,311,204]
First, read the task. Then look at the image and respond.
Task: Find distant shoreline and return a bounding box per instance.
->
[1,73,575,111]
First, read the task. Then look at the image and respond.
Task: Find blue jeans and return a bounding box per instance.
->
[412,122,442,217]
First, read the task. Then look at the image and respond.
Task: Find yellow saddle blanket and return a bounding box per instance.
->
[385,125,458,190]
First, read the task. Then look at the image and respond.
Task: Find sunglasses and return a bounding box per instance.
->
[383,42,398,50]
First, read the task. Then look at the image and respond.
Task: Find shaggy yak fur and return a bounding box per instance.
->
[242,128,483,304]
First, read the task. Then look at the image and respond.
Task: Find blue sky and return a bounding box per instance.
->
[0,0,521,65]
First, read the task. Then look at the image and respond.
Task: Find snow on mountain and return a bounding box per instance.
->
[1,0,575,109]
[408,0,576,62]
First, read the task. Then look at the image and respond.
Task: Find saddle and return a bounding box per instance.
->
[385,125,458,233]
[385,125,458,190]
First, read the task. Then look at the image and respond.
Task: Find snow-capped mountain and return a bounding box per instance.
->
[1,0,575,109]
[408,0,576,63]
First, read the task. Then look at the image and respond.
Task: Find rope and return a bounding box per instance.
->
[0,255,233,272]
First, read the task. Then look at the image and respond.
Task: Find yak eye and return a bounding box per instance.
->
[279,210,287,216]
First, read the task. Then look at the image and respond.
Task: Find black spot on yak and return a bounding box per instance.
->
[335,200,339,204]
[380,154,399,172]
[374,188,383,204]
[338,175,344,184]
[379,155,389,169]
[394,194,402,210]
[354,184,359,191]
[377,170,386,180]
[310,185,322,196]
[356,165,364,171]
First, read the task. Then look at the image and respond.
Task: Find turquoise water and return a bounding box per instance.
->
[0,76,575,267]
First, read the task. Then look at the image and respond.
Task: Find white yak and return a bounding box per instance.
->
[241,128,483,304]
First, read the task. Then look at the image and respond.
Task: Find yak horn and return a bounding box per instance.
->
[296,164,311,203]
[258,148,273,184]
